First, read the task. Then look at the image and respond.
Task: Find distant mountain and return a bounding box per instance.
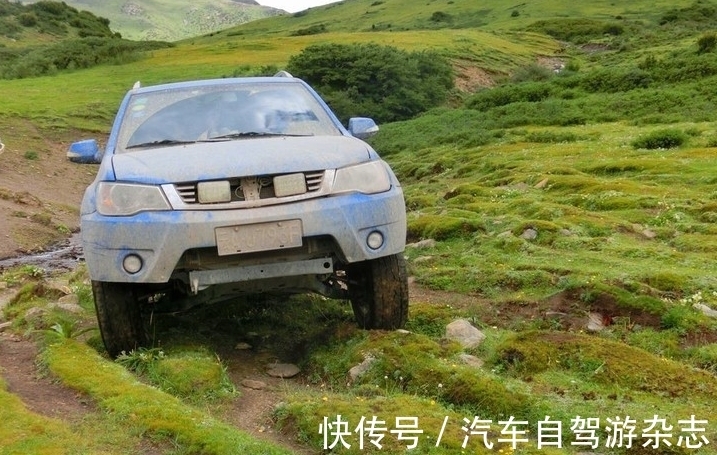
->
[19,0,286,41]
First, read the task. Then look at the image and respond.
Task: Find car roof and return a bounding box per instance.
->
[129,76,303,96]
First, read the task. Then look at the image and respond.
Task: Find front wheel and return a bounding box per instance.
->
[347,253,408,329]
[92,281,147,358]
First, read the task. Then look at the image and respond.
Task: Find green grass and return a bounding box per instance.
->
[44,339,292,455]
[2,1,717,453]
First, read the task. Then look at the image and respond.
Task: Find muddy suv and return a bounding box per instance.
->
[68,75,408,357]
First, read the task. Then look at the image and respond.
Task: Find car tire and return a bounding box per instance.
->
[347,253,408,329]
[92,281,147,358]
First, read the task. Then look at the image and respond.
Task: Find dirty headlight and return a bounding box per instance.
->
[97,182,170,216]
[332,161,391,195]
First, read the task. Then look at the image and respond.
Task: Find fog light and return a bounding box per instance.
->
[123,254,143,274]
[367,231,384,250]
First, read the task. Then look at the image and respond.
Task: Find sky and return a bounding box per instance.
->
[256,0,342,13]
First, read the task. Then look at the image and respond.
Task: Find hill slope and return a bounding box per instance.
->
[18,0,285,41]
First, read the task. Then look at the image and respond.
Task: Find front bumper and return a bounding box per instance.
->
[81,188,406,283]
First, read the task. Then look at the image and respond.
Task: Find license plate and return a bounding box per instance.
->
[215,220,303,256]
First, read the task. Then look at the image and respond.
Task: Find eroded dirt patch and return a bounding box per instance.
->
[0,333,92,421]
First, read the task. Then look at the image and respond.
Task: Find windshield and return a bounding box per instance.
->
[116,81,341,152]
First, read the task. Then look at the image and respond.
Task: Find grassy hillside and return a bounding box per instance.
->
[2,0,717,453]
[19,0,283,41]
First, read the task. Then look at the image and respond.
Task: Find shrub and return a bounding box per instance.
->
[510,63,555,83]
[18,12,37,27]
[526,18,624,43]
[575,68,652,93]
[289,24,327,36]
[466,82,554,110]
[697,32,717,54]
[286,43,453,123]
[2,38,172,79]
[430,11,452,23]
[631,128,688,149]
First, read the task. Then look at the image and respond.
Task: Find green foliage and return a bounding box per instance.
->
[0,0,114,40]
[1,38,172,79]
[467,82,554,110]
[526,18,624,44]
[697,32,717,54]
[0,1,173,79]
[524,130,581,143]
[660,1,717,29]
[408,213,485,241]
[631,128,688,149]
[46,340,292,454]
[492,331,717,396]
[289,23,327,36]
[567,67,653,93]
[510,63,555,83]
[46,319,96,340]
[116,347,167,375]
[429,11,452,23]
[286,43,453,123]
[147,350,236,402]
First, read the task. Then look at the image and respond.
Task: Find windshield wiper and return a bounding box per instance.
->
[207,132,311,140]
[126,139,197,149]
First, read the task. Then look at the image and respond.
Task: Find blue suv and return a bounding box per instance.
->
[68,74,408,357]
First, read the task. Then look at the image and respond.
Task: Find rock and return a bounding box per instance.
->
[559,229,573,236]
[23,307,47,325]
[241,379,267,390]
[641,229,657,239]
[458,353,484,368]
[396,329,411,334]
[413,256,433,263]
[407,239,437,249]
[693,303,717,319]
[235,342,252,350]
[58,294,79,305]
[348,356,376,382]
[266,363,300,378]
[587,312,606,332]
[521,228,538,240]
[0,281,7,290]
[445,319,485,349]
[534,178,549,189]
[0,321,12,332]
[48,302,83,314]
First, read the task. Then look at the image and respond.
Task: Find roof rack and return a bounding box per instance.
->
[273,70,293,78]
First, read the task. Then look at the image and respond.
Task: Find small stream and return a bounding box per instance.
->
[0,233,84,273]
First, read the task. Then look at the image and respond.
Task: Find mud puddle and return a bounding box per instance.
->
[0,233,84,273]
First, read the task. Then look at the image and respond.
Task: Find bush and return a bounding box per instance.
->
[574,68,653,93]
[286,43,453,123]
[697,32,717,54]
[18,12,37,27]
[289,24,327,36]
[526,18,624,43]
[466,82,554,110]
[1,38,172,79]
[631,129,688,149]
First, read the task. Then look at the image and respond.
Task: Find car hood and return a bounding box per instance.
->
[111,136,373,184]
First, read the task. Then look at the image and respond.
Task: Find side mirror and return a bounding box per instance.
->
[348,117,379,139]
[67,139,101,164]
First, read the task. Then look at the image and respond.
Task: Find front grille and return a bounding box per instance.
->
[174,171,325,205]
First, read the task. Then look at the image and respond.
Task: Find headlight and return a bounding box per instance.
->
[332,160,392,195]
[97,182,171,216]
